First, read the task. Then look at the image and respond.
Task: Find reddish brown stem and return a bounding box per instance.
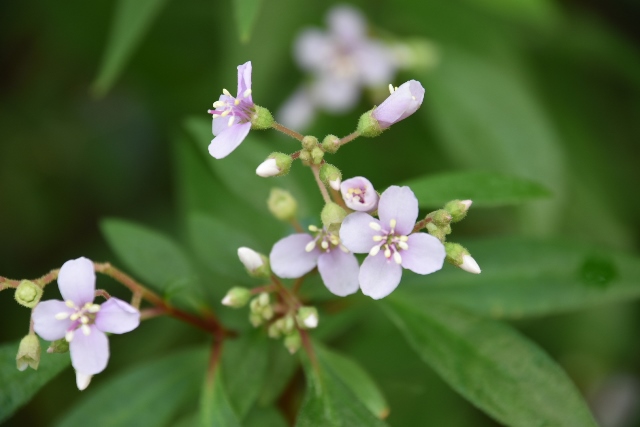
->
[339,131,360,146]
[299,329,319,372]
[413,217,433,233]
[272,122,304,142]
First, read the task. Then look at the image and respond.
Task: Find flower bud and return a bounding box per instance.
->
[47,338,70,354]
[284,330,301,354]
[445,242,481,274]
[444,199,472,223]
[237,247,270,278]
[356,109,383,138]
[298,150,312,165]
[256,152,292,177]
[268,188,298,221]
[296,306,318,329]
[14,280,43,309]
[321,202,347,229]
[428,209,452,227]
[372,80,425,129]
[311,146,324,165]
[268,320,283,338]
[250,105,275,130]
[16,334,40,371]
[322,134,341,153]
[76,371,93,391]
[222,287,252,308]
[301,135,318,150]
[340,176,378,212]
[319,164,342,191]
[249,312,264,327]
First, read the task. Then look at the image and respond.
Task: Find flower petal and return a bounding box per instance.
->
[295,29,333,71]
[359,253,403,299]
[70,325,109,375]
[95,298,140,334]
[378,186,418,235]
[236,61,252,101]
[208,121,251,159]
[32,300,74,341]
[270,234,320,279]
[339,212,379,253]
[372,80,425,128]
[355,42,396,86]
[327,5,366,46]
[277,86,316,131]
[58,257,95,306]
[340,176,378,212]
[317,250,360,297]
[211,110,229,136]
[401,233,446,275]
[310,75,360,112]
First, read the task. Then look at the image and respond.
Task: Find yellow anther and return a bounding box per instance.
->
[80,316,89,324]
[213,101,224,108]
[388,84,395,94]
[373,235,383,242]
[398,241,409,250]
[340,245,349,253]
[222,88,232,97]
[221,110,229,117]
[65,300,75,308]
[321,241,329,250]
[82,325,91,336]
[330,236,340,245]
[308,225,319,232]
[70,313,79,321]
[369,246,381,257]
[65,331,74,343]
[384,246,392,258]
[411,96,416,100]
[399,235,409,242]
[55,312,70,320]
[227,116,234,127]
[88,304,101,313]
[305,241,316,253]
[369,222,381,231]
[211,113,219,118]
[394,252,402,264]
[390,219,397,230]
[243,88,252,98]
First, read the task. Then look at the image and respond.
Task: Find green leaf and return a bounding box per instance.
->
[55,347,207,427]
[258,341,299,406]
[296,350,388,427]
[233,0,264,43]
[0,339,70,423]
[200,366,241,427]
[92,0,169,96]
[400,237,640,318]
[401,171,551,208]
[244,406,288,427]
[382,297,598,427]
[316,344,389,420]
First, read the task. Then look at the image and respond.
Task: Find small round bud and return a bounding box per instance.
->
[237,247,271,278]
[268,188,298,221]
[222,287,252,308]
[256,153,292,177]
[428,209,452,227]
[249,312,264,327]
[444,199,472,223]
[284,330,302,354]
[268,320,283,338]
[16,334,40,371]
[14,280,43,309]
[250,105,275,130]
[322,134,341,154]
[321,202,347,229]
[319,164,342,191]
[296,306,318,329]
[298,150,312,165]
[311,146,324,165]
[445,242,481,274]
[356,109,383,138]
[47,338,70,354]
[301,135,318,150]
[76,371,93,391]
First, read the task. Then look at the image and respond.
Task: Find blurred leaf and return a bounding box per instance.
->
[222,331,268,418]
[383,297,598,427]
[245,406,288,427]
[56,347,207,427]
[296,350,388,427]
[467,0,560,29]
[258,341,299,406]
[401,237,640,318]
[402,171,551,208]
[316,344,389,420]
[92,0,169,96]
[200,365,241,427]
[233,0,264,43]
[0,339,69,423]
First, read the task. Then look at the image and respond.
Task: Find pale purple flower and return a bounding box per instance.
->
[32,257,140,389]
[340,186,445,299]
[270,226,359,297]
[208,61,254,159]
[340,176,379,212]
[373,80,425,129]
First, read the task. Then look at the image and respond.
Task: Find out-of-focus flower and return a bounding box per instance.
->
[340,186,445,299]
[32,257,140,390]
[340,176,378,212]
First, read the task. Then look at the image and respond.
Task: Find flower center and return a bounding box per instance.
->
[369,219,409,264]
[55,300,101,342]
[345,187,366,204]
[208,88,253,127]
[305,225,349,254]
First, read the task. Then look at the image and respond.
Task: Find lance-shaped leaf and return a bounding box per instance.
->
[233,0,264,43]
[200,365,241,427]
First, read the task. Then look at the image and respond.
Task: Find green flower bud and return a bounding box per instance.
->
[14,280,43,309]
[321,202,347,229]
[301,135,318,150]
[221,287,252,308]
[428,209,452,227]
[282,315,296,335]
[16,334,40,371]
[250,105,275,130]
[319,164,342,191]
[268,188,298,221]
[256,152,293,177]
[426,221,451,242]
[444,200,472,223]
[298,150,312,165]
[268,320,283,338]
[356,109,383,138]
[249,312,264,327]
[47,338,69,354]
[322,134,341,154]
[284,330,302,354]
[311,146,324,165]
[445,242,481,274]
[296,306,318,329]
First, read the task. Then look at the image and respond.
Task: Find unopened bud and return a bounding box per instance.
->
[16,334,40,371]
[249,312,264,327]
[319,164,342,191]
[444,199,472,223]
[284,330,302,354]
[322,134,341,153]
[296,306,318,329]
[311,146,324,165]
[298,150,312,165]
[321,202,347,229]
[47,338,69,354]
[250,105,275,130]
[14,280,43,309]
[301,135,318,150]
[268,320,283,338]
[428,209,452,227]
[256,153,292,177]
[237,247,270,278]
[76,371,93,391]
[445,242,481,274]
[268,188,298,221]
[222,287,252,308]
[356,109,383,138]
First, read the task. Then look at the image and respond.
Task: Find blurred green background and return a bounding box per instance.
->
[1,0,640,425]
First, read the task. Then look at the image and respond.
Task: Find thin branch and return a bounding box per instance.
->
[311,164,331,204]
[272,122,304,142]
[339,131,360,146]
[413,217,433,233]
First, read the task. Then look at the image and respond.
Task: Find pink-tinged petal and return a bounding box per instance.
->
[237,61,252,101]
[378,186,419,235]
[95,298,140,334]
[401,233,446,275]
[310,75,360,112]
[372,80,425,128]
[270,234,320,279]
[339,212,379,253]
[359,253,403,299]
[340,176,378,212]
[32,300,74,341]
[58,257,95,305]
[208,122,251,159]
[317,250,360,297]
[277,87,316,131]
[212,115,228,136]
[295,29,333,71]
[355,42,396,86]
[327,5,366,46]
[70,326,109,375]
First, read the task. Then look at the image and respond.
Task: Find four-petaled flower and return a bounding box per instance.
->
[208,61,255,159]
[340,186,445,299]
[340,176,379,212]
[373,80,425,129]
[270,225,359,297]
[32,257,140,390]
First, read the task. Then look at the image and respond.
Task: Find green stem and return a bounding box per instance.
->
[339,131,360,146]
